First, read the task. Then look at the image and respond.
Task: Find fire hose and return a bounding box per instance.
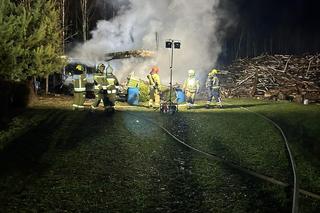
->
[125,111,320,211]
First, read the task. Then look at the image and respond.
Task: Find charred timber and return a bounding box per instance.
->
[105,49,156,60]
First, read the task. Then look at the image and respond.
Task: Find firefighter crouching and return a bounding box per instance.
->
[72,65,87,110]
[183,69,200,109]
[147,66,161,108]
[206,69,222,108]
[91,63,106,110]
[104,64,119,112]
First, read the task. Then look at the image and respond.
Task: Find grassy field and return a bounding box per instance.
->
[0,96,319,212]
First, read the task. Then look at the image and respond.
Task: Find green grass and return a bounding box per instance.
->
[223,99,320,192]
[175,98,320,211]
[137,98,320,211]
[0,96,319,212]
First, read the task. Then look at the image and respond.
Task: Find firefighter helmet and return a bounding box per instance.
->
[97,63,105,73]
[188,69,195,77]
[106,64,114,75]
[76,64,84,71]
[150,66,159,74]
[210,69,219,75]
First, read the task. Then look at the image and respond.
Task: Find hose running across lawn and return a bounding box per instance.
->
[240,106,298,213]
[125,111,320,211]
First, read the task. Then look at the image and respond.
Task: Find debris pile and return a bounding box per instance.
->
[222,54,320,103]
[105,49,156,60]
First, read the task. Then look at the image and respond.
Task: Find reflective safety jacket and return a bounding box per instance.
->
[93,73,106,90]
[127,75,140,88]
[103,74,119,93]
[183,77,200,93]
[147,73,161,91]
[206,74,220,90]
[73,74,87,92]
[106,74,119,86]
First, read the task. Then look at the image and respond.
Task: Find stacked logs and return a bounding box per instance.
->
[221,54,320,103]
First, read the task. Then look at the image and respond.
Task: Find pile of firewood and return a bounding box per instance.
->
[221,54,320,103]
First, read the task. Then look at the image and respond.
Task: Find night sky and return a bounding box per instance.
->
[219,0,320,62]
[235,0,320,37]
[66,0,320,62]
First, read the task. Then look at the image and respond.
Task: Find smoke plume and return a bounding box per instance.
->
[70,0,225,84]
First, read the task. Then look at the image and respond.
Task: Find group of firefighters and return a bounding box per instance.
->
[72,63,119,112]
[146,66,222,109]
[72,63,222,111]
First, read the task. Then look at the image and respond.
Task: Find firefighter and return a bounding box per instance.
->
[72,64,87,110]
[91,63,106,110]
[183,69,200,109]
[147,66,161,108]
[103,64,119,112]
[206,69,222,108]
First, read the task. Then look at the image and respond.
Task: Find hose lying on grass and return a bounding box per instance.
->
[126,111,320,203]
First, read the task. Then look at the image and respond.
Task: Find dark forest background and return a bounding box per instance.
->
[63,0,320,64]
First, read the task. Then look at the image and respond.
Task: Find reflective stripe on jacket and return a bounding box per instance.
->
[147,73,161,90]
[73,74,86,92]
[211,76,220,90]
[93,73,106,90]
[183,77,199,93]
[206,75,220,90]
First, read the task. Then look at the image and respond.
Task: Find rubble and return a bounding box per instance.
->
[221,54,320,103]
[105,49,156,60]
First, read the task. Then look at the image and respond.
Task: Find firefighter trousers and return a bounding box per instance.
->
[73,92,85,107]
[185,91,196,104]
[92,90,103,108]
[207,88,221,103]
[149,88,160,107]
[103,94,116,108]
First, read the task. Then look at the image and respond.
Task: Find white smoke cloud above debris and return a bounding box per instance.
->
[70,0,226,84]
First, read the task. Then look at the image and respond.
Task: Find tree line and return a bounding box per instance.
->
[63,0,118,49]
[0,0,64,82]
[218,0,320,64]
[0,0,64,125]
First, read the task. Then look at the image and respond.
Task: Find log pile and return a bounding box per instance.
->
[221,54,320,103]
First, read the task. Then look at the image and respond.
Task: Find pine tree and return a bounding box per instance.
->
[24,0,65,78]
[0,0,64,83]
[25,0,65,93]
[0,0,28,80]
[0,0,66,119]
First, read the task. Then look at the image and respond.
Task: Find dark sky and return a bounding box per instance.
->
[236,0,319,33]
[219,0,320,62]
[65,0,320,61]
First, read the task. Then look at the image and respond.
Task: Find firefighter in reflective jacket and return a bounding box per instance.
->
[103,64,119,111]
[73,65,87,109]
[91,63,106,110]
[183,69,200,109]
[147,66,161,108]
[206,69,222,108]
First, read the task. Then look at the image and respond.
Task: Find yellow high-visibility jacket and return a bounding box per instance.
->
[183,77,200,93]
[147,73,161,91]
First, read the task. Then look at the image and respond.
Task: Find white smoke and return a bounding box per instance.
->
[69,0,224,84]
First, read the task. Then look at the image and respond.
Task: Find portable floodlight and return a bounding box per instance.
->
[174,41,181,49]
[162,39,181,114]
[165,40,181,49]
[166,41,172,48]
